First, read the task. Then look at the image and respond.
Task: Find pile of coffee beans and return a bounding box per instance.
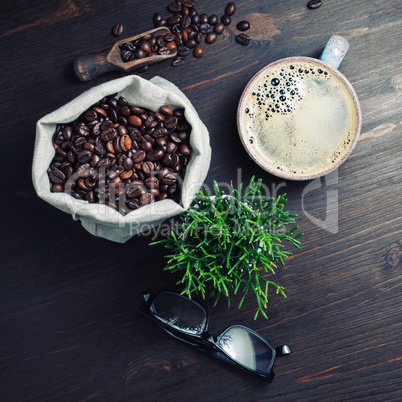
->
[119,31,177,63]
[151,1,249,67]
[48,94,192,216]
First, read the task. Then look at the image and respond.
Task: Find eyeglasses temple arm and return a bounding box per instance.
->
[140,291,152,303]
[275,344,291,357]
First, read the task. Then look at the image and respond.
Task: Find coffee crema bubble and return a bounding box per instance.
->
[240,59,358,177]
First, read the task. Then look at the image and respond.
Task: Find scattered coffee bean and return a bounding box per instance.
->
[236,21,250,31]
[214,22,225,34]
[193,46,204,58]
[236,33,250,46]
[307,0,322,9]
[205,32,217,44]
[221,15,231,26]
[208,14,218,25]
[48,94,192,215]
[112,23,124,36]
[225,2,236,16]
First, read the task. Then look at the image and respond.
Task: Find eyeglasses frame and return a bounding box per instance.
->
[139,290,291,381]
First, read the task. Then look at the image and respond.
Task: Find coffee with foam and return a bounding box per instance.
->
[238,58,360,179]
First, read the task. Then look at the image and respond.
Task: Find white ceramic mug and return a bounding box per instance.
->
[237,35,362,181]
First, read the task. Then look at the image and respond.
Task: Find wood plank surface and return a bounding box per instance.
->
[0,0,401,401]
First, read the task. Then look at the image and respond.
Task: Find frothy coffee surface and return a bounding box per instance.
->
[240,59,358,177]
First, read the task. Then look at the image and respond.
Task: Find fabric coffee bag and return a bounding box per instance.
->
[32,75,211,243]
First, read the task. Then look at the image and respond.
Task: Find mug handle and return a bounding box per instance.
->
[319,35,349,69]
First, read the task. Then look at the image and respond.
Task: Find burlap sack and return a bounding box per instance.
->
[32,75,211,243]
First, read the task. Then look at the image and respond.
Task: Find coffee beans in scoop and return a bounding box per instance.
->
[119,31,176,62]
[48,94,192,216]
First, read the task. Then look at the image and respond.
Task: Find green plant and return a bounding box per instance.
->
[151,177,302,319]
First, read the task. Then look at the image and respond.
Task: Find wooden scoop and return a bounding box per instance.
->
[73,27,177,81]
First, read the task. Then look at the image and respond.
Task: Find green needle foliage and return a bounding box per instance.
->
[151,177,302,319]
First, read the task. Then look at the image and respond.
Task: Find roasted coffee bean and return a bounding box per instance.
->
[148,188,160,198]
[142,160,155,175]
[170,132,182,144]
[187,30,197,40]
[185,39,197,49]
[225,2,236,16]
[101,128,118,142]
[128,115,142,127]
[123,157,134,171]
[167,14,181,25]
[221,15,231,26]
[168,3,181,13]
[120,135,132,151]
[78,150,93,164]
[95,145,106,156]
[166,142,178,154]
[180,144,191,155]
[172,54,186,66]
[192,14,201,25]
[145,176,159,189]
[162,172,177,185]
[181,15,191,28]
[236,33,250,45]
[126,181,147,199]
[173,108,185,118]
[200,13,209,24]
[52,184,64,192]
[145,115,158,128]
[139,192,154,205]
[153,127,169,137]
[153,12,163,24]
[214,22,225,34]
[133,150,146,163]
[120,169,133,180]
[205,32,217,44]
[112,23,123,36]
[165,116,178,129]
[307,0,322,9]
[195,32,203,44]
[84,110,97,122]
[140,138,153,152]
[166,41,177,51]
[208,14,219,25]
[236,21,250,31]
[156,137,168,151]
[157,192,169,201]
[78,124,90,136]
[147,149,164,161]
[126,198,141,210]
[160,105,173,117]
[49,167,66,184]
[167,183,177,195]
[156,19,167,27]
[182,0,194,7]
[62,126,73,140]
[193,46,204,58]
[199,23,211,34]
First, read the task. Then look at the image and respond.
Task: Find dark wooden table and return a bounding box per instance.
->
[1,1,401,400]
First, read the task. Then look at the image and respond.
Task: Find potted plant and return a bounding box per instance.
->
[151,177,302,319]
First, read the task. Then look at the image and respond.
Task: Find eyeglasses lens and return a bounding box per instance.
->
[151,292,207,335]
[218,327,273,373]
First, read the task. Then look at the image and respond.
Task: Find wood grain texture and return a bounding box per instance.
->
[0,0,401,401]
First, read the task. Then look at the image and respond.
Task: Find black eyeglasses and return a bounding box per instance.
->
[139,290,291,381]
